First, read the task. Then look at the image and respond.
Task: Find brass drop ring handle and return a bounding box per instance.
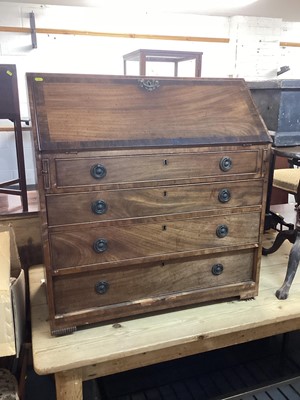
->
[91,200,107,215]
[95,281,109,294]
[219,156,232,172]
[90,164,107,180]
[216,224,229,238]
[218,188,231,203]
[93,238,108,253]
[211,263,224,276]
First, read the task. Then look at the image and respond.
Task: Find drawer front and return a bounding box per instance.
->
[46,180,263,226]
[54,150,261,189]
[49,211,261,270]
[53,249,255,315]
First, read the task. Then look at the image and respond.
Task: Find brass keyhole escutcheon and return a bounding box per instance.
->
[138,78,160,92]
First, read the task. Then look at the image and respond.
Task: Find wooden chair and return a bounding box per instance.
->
[273,168,300,202]
[264,166,300,299]
[263,167,299,255]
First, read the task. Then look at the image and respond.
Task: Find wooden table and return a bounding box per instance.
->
[273,145,300,160]
[29,232,300,400]
[122,49,203,77]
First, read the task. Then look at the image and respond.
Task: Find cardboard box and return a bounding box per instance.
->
[0,225,25,357]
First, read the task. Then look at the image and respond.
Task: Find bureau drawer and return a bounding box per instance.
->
[46,180,263,226]
[53,249,255,315]
[54,150,262,189]
[49,211,261,270]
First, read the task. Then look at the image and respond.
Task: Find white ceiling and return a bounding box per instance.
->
[1,0,300,22]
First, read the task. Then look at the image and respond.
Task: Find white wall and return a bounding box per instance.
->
[0,2,300,186]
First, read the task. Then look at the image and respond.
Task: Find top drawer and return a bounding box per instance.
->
[54,149,262,189]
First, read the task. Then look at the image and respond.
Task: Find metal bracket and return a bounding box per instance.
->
[30,12,37,49]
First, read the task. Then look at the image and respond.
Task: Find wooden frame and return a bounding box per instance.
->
[123,49,203,76]
[0,64,28,212]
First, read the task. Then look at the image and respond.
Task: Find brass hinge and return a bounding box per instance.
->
[262,148,270,177]
[41,159,50,189]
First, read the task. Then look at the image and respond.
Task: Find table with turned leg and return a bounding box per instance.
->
[263,146,300,299]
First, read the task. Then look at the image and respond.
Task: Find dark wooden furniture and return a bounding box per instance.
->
[248,79,300,147]
[0,64,28,212]
[27,74,271,336]
[123,49,203,77]
[247,81,300,228]
[271,156,289,205]
[263,146,300,299]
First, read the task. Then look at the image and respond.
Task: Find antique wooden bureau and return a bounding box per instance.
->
[27,74,271,335]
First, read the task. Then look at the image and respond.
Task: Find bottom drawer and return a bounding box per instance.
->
[53,248,256,317]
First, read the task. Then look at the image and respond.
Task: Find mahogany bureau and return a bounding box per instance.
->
[27,74,271,336]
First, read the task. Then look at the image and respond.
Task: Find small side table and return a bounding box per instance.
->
[123,49,203,77]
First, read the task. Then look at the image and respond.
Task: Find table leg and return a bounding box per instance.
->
[276,205,300,300]
[276,230,300,299]
[262,229,297,255]
[55,369,83,400]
